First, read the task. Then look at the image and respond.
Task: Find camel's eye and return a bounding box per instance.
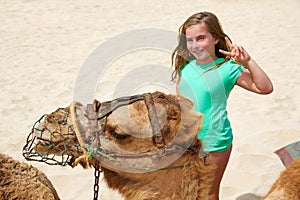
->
[110,131,128,140]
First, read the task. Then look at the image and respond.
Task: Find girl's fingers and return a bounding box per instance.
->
[225,37,233,49]
[234,46,240,57]
[220,38,246,59]
[238,46,245,54]
[219,49,233,56]
[220,39,250,64]
[219,47,238,57]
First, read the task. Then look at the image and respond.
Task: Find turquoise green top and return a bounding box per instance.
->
[179,58,243,152]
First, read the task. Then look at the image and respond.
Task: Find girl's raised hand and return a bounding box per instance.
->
[219,37,251,67]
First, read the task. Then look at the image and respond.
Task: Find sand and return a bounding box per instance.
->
[1,0,300,199]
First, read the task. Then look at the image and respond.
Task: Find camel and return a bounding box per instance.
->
[262,157,300,200]
[0,152,60,200]
[236,157,300,200]
[23,91,216,200]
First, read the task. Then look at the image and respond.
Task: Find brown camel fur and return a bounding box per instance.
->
[27,91,216,200]
[0,153,60,200]
[262,157,300,200]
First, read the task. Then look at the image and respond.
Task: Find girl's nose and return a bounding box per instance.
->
[192,41,200,49]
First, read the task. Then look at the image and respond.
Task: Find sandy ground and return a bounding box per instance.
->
[1,0,300,199]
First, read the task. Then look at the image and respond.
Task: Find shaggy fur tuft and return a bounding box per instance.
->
[0,153,60,200]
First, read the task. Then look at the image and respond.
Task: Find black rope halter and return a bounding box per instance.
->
[89,92,167,200]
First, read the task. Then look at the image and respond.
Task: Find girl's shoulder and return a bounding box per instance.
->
[219,59,244,84]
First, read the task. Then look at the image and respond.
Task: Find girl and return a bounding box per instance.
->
[172,12,273,200]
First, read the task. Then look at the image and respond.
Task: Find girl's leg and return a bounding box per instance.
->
[208,144,232,200]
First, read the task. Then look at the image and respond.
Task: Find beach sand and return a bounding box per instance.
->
[1,0,300,199]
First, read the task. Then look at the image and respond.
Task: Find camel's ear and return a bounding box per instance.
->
[176,95,194,113]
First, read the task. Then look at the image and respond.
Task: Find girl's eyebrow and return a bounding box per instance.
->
[196,34,206,38]
[186,34,206,40]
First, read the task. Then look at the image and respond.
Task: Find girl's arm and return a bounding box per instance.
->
[236,58,273,94]
[219,37,273,94]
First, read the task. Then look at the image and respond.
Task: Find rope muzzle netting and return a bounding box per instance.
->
[22,105,102,200]
[23,107,81,166]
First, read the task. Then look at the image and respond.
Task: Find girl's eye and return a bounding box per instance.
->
[197,36,206,40]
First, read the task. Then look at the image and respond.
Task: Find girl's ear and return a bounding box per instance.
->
[214,37,219,45]
[212,34,219,45]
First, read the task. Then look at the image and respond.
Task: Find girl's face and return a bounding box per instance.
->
[185,23,219,64]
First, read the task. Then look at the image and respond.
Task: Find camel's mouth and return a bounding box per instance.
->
[23,107,84,166]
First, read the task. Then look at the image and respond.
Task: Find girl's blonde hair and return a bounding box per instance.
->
[171,12,231,81]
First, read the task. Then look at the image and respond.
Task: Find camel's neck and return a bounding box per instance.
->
[102,152,215,200]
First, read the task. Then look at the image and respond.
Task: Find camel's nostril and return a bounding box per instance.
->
[37,138,51,146]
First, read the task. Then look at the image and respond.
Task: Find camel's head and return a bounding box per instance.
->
[23,92,204,172]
